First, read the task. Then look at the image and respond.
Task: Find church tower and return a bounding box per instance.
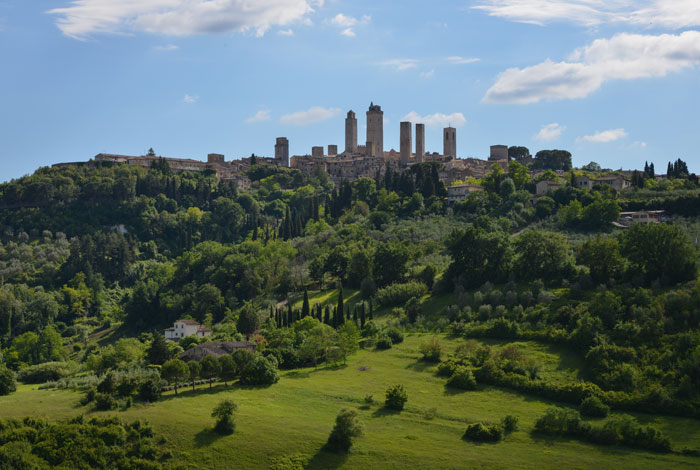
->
[366,102,384,158]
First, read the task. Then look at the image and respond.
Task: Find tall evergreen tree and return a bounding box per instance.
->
[147,333,170,365]
[336,285,344,326]
[324,305,331,325]
[360,303,366,329]
[369,299,374,321]
[301,289,310,318]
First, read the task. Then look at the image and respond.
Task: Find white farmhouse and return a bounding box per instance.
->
[165,319,212,341]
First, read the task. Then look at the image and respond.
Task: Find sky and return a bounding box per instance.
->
[1,0,700,182]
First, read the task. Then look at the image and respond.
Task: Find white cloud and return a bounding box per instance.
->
[153,44,178,51]
[447,56,480,64]
[471,0,700,29]
[484,31,700,104]
[401,111,467,128]
[47,0,317,40]
[277,28,294,36]
[280,106,341,125]
[183,94,198,104]
[329,13,369,37]
[577,128,628,143]
[380,59,420,71]
[420,69,435,79]
[246,110,271,123]
[633,141,648,148]
[534,123,566,141]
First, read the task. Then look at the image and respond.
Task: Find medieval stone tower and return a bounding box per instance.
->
[275,137,289,167]
[400,121,412,167]
[366,102,384,158]
[415,123,425,163]
[443,127,456,158]
[345,111,357,154]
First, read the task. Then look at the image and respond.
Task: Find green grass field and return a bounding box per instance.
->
[2,335,699,470]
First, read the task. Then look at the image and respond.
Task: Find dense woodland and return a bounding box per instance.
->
[1,150,700,462]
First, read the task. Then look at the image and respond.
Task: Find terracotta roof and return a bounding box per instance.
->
[176,319,201,325]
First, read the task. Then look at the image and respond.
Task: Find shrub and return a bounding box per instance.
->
[94,393,118,411]
[463,422,503,442]
[97,372,117,395]
[446,367,477,390]
[502,415,519,433]
[212,399,238,435]
[419,338,442,362]
[240,354,279,386]
[385,384,408,411]
[0,365,17,396]
[325,409,363,453]
[534,408,582,435]
[16,362,78,384]
[436,360,459,378]
[80,387,97,406]
[580,396,609,418]
[375,335,392,350]
[376,281,428,307]
[385,327,404,344]
[139,379,162,403]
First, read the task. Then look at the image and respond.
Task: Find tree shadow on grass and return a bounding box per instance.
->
[405,360,435,373]
[371,407,402,418]
[284,364,348,380]
[194,428,227,448]
[304,447,348,470]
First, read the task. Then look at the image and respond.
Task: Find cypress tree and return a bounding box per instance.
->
[287,304,293,325]
[369,299,374,321]
[360,303,366,329]
[352,307,358,325]
[336,285,344,325]
[324,305,331,325]
[302,289,310,318]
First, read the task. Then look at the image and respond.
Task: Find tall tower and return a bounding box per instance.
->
[345,110,357,154]
[443,127,456,158]
[275,137,289,167]
[415,123,425,163]
[366,102,384,158]
[400,121,412,167]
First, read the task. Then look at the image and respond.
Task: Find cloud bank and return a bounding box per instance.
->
[484,31,700,104]
[280,106,340,125]
[577,128,628,143]
[401,111,467,128]
[534,123,566,141]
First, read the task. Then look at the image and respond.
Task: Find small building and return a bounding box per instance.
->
[575,175,594,190]
[447,183,484,204]
[618,210,666,226]
[535,180,563,196]
[594,175,630,191]
[179,341,257,362]
[165,319,212,341]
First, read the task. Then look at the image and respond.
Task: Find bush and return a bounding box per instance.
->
[419,338,442,362]
[446,367,477,390]
[239,354,279,386]
[376,281,428,307]
[463,422,503,442]
[385,384,408,411]
[580,396,609,418]
[80,387,97,406]
[94,393,118,411]
[212,399,238,435]
[436,360,459,377]
[16,362,78,384]
[502,415,519,433]
[139,379,162,403]
[0,365,17,396]
[385,327,404,344]
[325,409,363,453]
[375,335,392,350]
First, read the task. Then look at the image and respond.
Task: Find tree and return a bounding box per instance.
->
[385,384,408,411]
[513,231,575,282]
[336,286,344,328]
[161,359,189,395]
[218,355,237,386]
[581,162,602,172]
[300,323,337,368]
[147,333,171,366]
[200,355,221,390]
[326,409,363,453]
[372,240,409,287]
[578,237,626,284]
[239,354,279,385]
[0,364,16,396]
[212,399,238,435]
[446,226,512,289]
[336,321,360,364]
[618,223,697,284]
[532,150,572,171]
[301,290,310,318]
[508,146,530,162]
[507,162,530,189]
[147,147,156,157]
[188,361,201,392]
[237,303,261,336]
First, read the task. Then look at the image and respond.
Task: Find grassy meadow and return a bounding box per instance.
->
[2,335,699,470]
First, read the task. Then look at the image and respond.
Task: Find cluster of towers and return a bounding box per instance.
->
[341,102,457,166]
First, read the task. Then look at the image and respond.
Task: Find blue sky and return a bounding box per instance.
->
[1,0,700,181]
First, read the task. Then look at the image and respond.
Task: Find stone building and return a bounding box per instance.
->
[443,127,457,158]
